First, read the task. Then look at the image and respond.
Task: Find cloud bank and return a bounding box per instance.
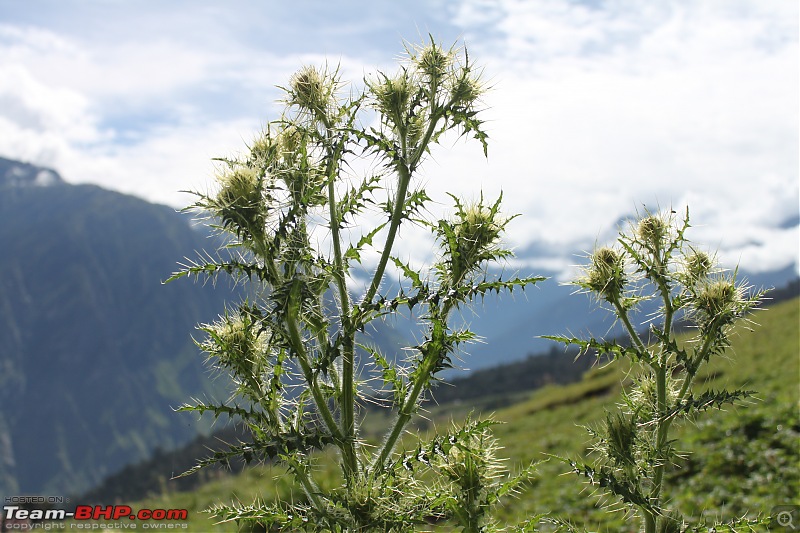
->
[0,0,796,277]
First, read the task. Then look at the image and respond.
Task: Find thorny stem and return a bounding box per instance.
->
[286,282,344,446]
[361,84,450,310]
[644,513,657,533]
[645,314,726,527]
[678,315,721,402]
[372,299,456,472]
[650,272,674,509]
[361,139,413,309]
[322,120,360,480]
[358,81,473,473]
[612,293,663,533]
[611,296,650,361]
[291,460,324,513]
[358,108,442,475]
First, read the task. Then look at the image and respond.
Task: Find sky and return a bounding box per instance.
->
[1,0,798,280]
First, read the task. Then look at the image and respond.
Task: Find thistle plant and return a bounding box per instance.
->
[546,209,767,532]
[169,38,543,532]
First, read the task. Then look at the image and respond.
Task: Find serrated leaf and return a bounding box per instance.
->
[542,335,646,362]
[661,388,757,421]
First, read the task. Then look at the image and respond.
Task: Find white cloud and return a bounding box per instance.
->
[430,0,800,275]
[0,20,372,205]
[0,61,107,165]
[0,1,796,278]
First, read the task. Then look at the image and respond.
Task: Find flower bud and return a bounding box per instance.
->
[586,247,626,300]
[695,279,739,318]
[371,74,411,126]
[289,65,330,114]
[456,204,501,254]
[684,250,712,282]
[636,215,668,251]
[604,412,637,468]
[449,74,482,108]
[215,166,266,240]
[274,125,304,166]
[450,203,503,282]
[415,43,452,84]
[202,312,267,379]
[250,132,278,165]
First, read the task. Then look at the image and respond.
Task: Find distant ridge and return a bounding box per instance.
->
[0,156,234,498]
[0,156,65,188]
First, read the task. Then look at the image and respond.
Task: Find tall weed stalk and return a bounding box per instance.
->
[169,38,544,532]
[546,209,768,532]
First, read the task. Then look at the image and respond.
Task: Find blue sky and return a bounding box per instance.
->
[1,0,797,279]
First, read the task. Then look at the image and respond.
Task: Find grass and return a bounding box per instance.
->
[115,297,798,531]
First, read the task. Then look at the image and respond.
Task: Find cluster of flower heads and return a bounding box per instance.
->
[578,209,756,328]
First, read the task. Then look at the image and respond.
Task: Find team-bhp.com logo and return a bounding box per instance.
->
[2,503,189,530]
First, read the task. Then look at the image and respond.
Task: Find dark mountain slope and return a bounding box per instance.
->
[0,157,232,496]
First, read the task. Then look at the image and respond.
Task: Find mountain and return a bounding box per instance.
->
[0,157,235,497]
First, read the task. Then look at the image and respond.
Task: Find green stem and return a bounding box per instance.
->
[286,283,344,445]
[611,290,665,526]
[372,353,431,471]
[317,115,361,480]
[644,512,657,533]
[372,301,454,472]
[648,315,723,515]
[327,164,359,480]
[612,297,650,359]
[650,274,675,504]
[290,460,324,513]
[362,88,460,472]
[651,363,668,501]
[362,159,412,308]
[361,93,447,309]
[677,316,720,402]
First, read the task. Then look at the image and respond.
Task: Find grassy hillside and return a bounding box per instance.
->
[475,296,800,530]
[113,297,799,531]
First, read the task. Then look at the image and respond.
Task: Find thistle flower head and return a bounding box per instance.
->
[604,412,637,468]
[287,65,337,117]
[413,41,453,84]
[276,125,302,160]
[449,73,483,108]
[214,165,267,241]
[249,131,278,165]
[636,214,669,251]
[683,249,713,282]
[694,278,741,318]
[439,194,509,286]
[200,310,268,381]
[583,246,626,301]
[625,372,678,421]
[454,202,503,257]
[369,72,412,127]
